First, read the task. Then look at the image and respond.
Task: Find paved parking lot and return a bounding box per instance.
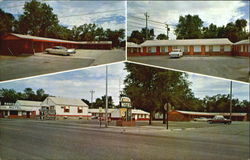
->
[0,119,249,160]
[0,49,125,81]
[128,56,249,82]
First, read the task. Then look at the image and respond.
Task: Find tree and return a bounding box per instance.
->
[124,63,195,124]
[128,27,155,44]
[156,34,168,40]
[202,23,218,38]
[92,96,114,108]
[105,28,125,48]
[17,0,59,37]
[0,9,16,35]
[175,14,203,39]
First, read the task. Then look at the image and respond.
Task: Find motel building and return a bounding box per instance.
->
[233,39,250,56]
[139,38,233,56]
[0,100,42,119]
[111,108,150,121]
[127,42,141,56]
[155,110,248,121]
[40,96,91,120]
[88,108,150,121]
[0,33,112,56]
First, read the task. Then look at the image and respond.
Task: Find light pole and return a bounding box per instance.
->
[105,65,108,128]
[229,81,233,120]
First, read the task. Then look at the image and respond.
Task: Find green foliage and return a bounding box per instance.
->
[92,95,114,109]
[128,27,155,44]
[203,94,249,113]
[17,0,59,37]
[123,63,199,124]
[0,88,50,104]
[175,14,204,39]
[1,0,125,48]
[156,34,168,40]
[0,9,16,35]
[175,14,248,42]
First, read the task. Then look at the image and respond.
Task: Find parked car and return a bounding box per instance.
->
[193,117,209,122]
[45,46,76,56]
[207,115,232,124]
[169,49,183,58]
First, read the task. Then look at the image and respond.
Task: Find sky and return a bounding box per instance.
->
[0,0,125,30]
[128,1,250,39]
[0,62,248,105]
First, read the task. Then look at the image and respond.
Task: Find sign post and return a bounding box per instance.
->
[164,103,171,130]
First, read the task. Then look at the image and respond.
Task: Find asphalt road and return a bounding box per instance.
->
[0,49,125,82]
[0,119,249,160]
[128,56,249,83]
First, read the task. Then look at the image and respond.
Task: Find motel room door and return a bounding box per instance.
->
[26,111,30,118]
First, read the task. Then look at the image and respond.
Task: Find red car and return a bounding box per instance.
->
[208,115,232,124]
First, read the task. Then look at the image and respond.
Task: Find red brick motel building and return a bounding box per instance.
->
[128,38,249,57]
[0,33,112,55]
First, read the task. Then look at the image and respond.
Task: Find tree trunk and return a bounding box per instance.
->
[163,109,166,124]
[149,111,153,125]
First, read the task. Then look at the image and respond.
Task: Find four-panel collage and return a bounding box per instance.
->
[0,1,249,160]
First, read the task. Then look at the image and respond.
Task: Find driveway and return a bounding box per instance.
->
[0,49,125,82]
[128,55,249,82]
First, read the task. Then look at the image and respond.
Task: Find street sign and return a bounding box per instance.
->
[164,103,171,111]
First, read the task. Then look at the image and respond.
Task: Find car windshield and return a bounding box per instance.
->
[53,46,66,49]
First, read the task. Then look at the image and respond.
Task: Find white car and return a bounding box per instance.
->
[45,46,76,56]
[169,49,183,58]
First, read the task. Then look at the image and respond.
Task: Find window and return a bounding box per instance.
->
[78,107,83,113]
[64,106,70,113]
[160,47,167,53]
[148,47,156,53]
[209,46,213,52]
[50,106,55,110]
[213,45,220,52]
[184,46,189,52]
[194,46,201,52]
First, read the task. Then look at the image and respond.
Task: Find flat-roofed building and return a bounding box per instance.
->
[233,39,250,56]
[0,33,112,55]
[140,38,233,56]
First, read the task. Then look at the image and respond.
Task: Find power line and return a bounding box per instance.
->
[128,24,167,32]
[59,9,124,18]
[128,20,167,30]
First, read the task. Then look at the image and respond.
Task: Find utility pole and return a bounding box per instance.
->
[229,81,233,120]
[90,90,95,108]
[105,65,108,128]
[144,12,149,40]
[165,24,170,39]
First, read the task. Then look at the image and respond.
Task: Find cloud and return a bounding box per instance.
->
[188,74,249,101]
[128,1,249,39]
[0,1,125,30]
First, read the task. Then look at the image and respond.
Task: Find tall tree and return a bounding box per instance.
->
[0,9,15,35]
[175,14,203,39]
[17,0,59,37]
[124,63,195,124]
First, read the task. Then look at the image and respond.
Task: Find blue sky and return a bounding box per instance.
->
[0,0,125,30]
[128,1,250,39]
[0,62,248,105]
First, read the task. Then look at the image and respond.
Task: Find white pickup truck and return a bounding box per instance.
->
[169,49,183,58]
